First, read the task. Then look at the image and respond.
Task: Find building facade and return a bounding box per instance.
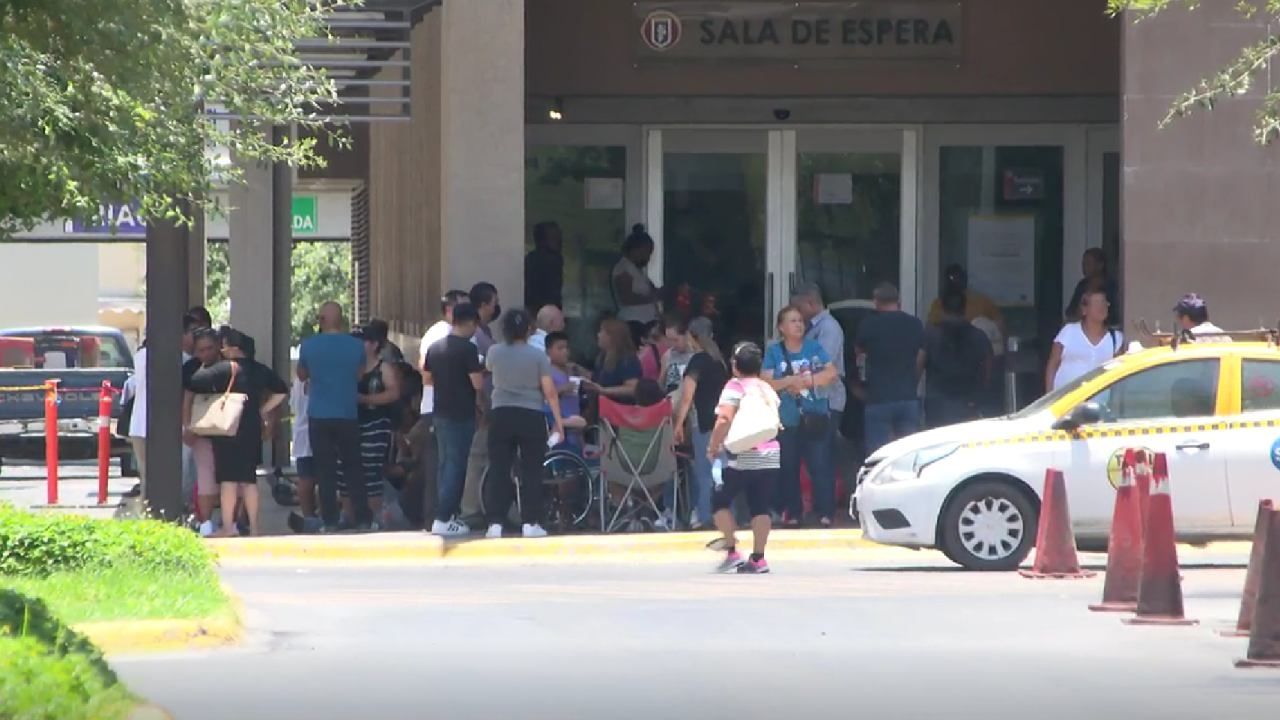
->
[346,0,1277,386]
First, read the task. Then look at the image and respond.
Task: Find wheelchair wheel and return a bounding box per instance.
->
[477,450,597,531]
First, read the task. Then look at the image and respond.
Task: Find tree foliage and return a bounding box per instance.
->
[0,0,347,238]
[1110,0,1280,144]
[205,241,352,346]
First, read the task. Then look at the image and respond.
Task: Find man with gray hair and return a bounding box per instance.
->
[855,283,925,454]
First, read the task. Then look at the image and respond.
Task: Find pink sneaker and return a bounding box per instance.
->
[715,550,744,573]
[738,557,770,574]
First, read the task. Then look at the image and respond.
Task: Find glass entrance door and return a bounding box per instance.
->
[654,130,772,351]
[646,128,911,350]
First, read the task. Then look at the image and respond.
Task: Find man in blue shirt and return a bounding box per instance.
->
[298,301,369,530]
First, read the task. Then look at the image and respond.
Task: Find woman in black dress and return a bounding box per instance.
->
[351,324,401,529]
[189,328,287,537]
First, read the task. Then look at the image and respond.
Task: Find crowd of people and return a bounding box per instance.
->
[120,229,1236,558]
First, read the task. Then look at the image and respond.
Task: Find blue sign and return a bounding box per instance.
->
[64,202,146,235]
[1270,436,1280,472]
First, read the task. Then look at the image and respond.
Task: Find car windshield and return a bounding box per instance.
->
[1008,362,1116,419]
[0,331,132,370]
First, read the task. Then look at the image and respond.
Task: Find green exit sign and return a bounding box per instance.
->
[291,195,318,234]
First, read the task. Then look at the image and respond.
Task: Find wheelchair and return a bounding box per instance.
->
[478,445,599,532]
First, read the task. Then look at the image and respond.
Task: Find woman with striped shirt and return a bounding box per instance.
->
[706,342,782,574]
[353,324,401,530]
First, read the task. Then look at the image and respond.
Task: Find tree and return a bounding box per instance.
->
[0,0,345,237]
[1111,1,1280,144]
[205,240,352,346]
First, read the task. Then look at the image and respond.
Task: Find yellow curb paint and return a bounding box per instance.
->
[75,583,244,655]
[208,530,1256,567]
[128,703,176,720]
[76,615,241,655]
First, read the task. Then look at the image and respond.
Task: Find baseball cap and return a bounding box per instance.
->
[1173,293,1207,313]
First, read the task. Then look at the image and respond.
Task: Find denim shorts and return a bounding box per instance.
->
[295,456,316,478]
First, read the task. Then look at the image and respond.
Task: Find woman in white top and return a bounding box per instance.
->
[1044,287,1123,392]
[611,224,662,346]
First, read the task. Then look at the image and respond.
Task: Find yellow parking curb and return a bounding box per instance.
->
[75,615,241,655]
[210,529,885,566]
[208,530,1256,566]
[74,583,244,655]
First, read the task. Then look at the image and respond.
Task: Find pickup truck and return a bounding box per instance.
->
[0,326,135,477]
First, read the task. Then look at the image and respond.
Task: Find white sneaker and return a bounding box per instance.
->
[522,523,548,538]
[198,520,215,538]
[431,518,470,537]
[486,523,504,539]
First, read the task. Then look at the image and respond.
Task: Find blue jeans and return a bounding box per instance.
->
[864,400,921,455]
[433,416,476,523]
[667,426,714,525]
[777,420,836,520]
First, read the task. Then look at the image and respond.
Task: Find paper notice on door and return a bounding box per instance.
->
[966,215,1037,307]
[813,173,854,205]
[584,177,625,210]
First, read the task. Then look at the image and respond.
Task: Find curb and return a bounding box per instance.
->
[75,583,244,655]
[207,529,887,566]
[207,531,1258,567]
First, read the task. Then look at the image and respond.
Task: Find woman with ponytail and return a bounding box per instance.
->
[672,317,728,529]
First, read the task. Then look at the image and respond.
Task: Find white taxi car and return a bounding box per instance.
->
[853,342,1280,570]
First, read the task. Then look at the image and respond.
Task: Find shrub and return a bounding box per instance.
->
[0,591,134,720]
[0,503,213,577]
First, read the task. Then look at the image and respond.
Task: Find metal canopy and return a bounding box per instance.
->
[300,1,441,123]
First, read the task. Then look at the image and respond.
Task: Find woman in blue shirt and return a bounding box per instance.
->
[762,305,839,528]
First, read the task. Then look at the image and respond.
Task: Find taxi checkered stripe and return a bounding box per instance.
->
[964,417,1280,448]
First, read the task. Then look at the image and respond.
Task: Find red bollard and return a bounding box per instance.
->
[97,381,111,505]
[44,381,59,505]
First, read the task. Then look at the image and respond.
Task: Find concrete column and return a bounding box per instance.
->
[270,126,293,468]
[439,0,525,306]
[228,143,278,367]
[143,209,190,520]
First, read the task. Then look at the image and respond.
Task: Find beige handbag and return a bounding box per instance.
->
[191,362,248,437]
[724,378,781,454]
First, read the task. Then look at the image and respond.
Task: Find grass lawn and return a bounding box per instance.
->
[0,565,231,625]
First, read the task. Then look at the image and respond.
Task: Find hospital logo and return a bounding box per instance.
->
[641,9,682,52]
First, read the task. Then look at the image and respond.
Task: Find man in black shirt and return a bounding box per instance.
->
[524,221,564,312]
[423,303,484,536]
[854,283,925,454]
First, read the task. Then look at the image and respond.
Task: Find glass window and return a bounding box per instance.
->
[1242,360,1280,413]
[796,151,900,303]
[1088,360,1220,422]
[663,151,767,349]
[938,145,1064,368]
[525,146,627,361]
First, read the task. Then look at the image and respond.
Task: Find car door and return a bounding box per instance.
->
[1061,358,1232,533]
[1221,357,1280,526]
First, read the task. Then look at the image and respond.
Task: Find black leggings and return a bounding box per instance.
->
[712,466,778,518]
[485,406,547,527]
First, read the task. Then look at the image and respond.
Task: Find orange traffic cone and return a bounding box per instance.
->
[1124,453,1197,626]
[1133,449,1153,537]
[1223,499,1275,637]
[1236,506,1280,668]
[1090,449,1145,612]
[1020,468,1095,579]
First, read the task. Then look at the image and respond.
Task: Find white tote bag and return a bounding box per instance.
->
[724,379,781,454]
[190,363,248,438]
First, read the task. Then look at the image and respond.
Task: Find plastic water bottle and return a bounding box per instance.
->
[711,456,724,489]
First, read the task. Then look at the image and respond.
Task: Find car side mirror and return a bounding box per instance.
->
[1053,401,1103,431]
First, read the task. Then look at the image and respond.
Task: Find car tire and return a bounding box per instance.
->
[939,480,1038,572]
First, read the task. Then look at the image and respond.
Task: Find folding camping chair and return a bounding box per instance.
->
[597,395,679,533]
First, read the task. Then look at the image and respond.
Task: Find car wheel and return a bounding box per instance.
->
[939,480,1038,571]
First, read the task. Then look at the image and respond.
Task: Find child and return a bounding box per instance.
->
[545,331,588,437]
[286,377,322,534]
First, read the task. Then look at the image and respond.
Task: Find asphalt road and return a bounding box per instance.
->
[112,553,1280,720]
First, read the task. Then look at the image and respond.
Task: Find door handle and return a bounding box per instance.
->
[788,271,796,295]
[766,272,775,340]
[1176,441,1210,451]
